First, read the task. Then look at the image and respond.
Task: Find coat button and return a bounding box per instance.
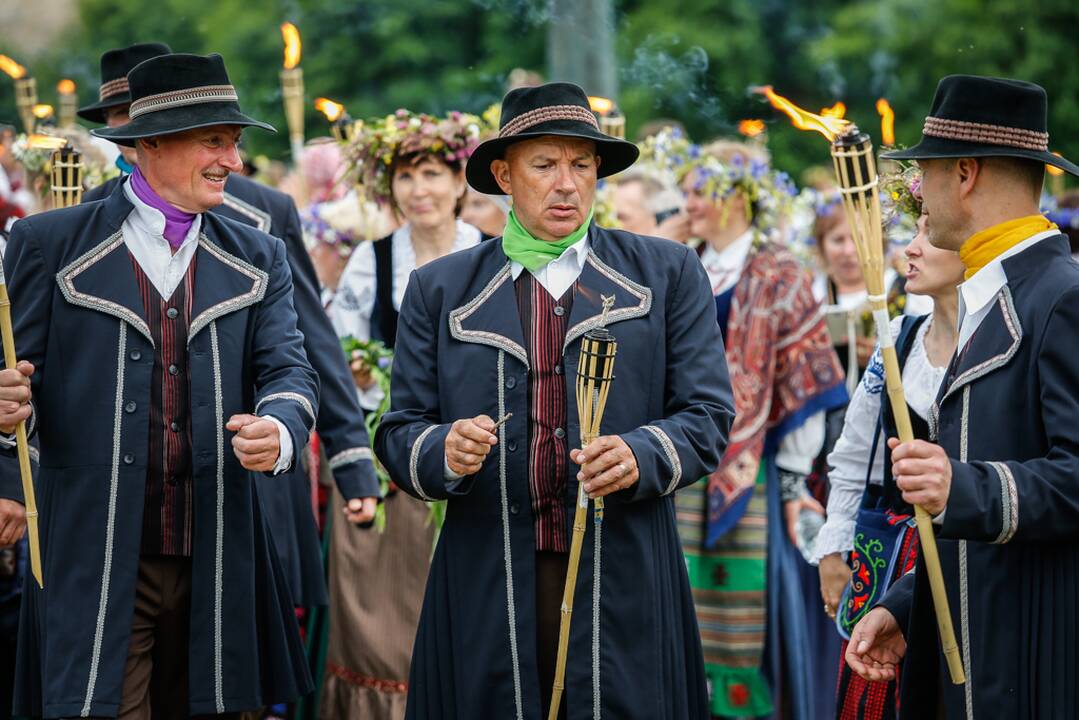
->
[553,305,566,317]
[510,502,520,515]
[123,453,134,465]
[508,440,518,452]
[129,350,142,362]
[166,307,179,320]
[124,401,137,414]
[554,427,566,439]
[168,364,180,376]
[506,376,517,389]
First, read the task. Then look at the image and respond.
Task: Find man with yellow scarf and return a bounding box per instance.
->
[845,75,1079,719]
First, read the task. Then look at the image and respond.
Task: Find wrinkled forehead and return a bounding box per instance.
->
[507,135,597,161]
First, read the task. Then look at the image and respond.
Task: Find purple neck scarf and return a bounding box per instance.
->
[129,166,196,249]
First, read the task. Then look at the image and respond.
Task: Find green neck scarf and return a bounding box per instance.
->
[501,207,593,272]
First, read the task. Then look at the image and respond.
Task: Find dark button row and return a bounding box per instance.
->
[166,307,179,320]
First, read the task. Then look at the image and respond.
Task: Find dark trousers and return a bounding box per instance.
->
[536,551,568,720]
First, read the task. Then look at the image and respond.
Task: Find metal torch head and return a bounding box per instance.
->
[830,125,887,293]
[50,146,84,208]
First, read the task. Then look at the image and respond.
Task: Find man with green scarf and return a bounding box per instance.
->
[375,82,734,720]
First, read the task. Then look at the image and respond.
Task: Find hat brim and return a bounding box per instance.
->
[466,123,640,194]
[882,135,1079,177]
[77,94,132,124]
[91,104,275,147]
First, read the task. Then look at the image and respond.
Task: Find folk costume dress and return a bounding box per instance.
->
[813,315,946,720]
[375,223,734,720]
[676,231,847,718]
[322,220,480,718]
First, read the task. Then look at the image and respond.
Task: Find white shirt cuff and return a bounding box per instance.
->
[264,415,293,475]
[932,508,946,525]
[444,456,464,481]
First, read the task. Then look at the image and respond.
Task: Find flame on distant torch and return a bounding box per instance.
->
[876,99,896,146]
[1047,152,1065,177]
[315,97,345,122]
[820,102,847,119]
[0,55,26,79]
[753,86,850,142]
[57,79,76,94]
[281,22,302,69]
[738,119,766,138]
[26,134,67,150]
[588,96,614,115]
[32,104,53,120]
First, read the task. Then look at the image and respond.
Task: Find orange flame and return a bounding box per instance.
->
[876,99,896,146]
[57,79,76,94]
[32,104,53,119]
[26,134,66,150]
[753,85,850,142]
[281,22,302,69]
[738,119,766,137]
[820,102,847,119]
[315,97,345,122]
[1047,152,1065,177]
[588,96,614,115]
[0,55,26,79]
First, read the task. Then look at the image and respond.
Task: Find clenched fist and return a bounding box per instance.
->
[227,414,282,472]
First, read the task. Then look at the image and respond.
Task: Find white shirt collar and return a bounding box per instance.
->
[699,229,755,295]
[122,175,202,251]
[508,231,591,281]
[958,227,1058,317]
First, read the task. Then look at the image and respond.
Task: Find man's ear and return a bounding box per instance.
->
[955,157,981,200]
[491,158,513,196]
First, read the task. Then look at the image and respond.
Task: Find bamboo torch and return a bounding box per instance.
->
[757,85,965,685]
[279,22,306,165]
[315,97,354,142]
[588,96,625,140]
[57,79,77,128]
[50,144,84,208]
[0,55,36,134]
[31,104,53,131]
[549,296,618,720]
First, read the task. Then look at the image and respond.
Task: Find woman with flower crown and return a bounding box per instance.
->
[812,168,962,720]
[661,134,848,719]
[321,109,485,719]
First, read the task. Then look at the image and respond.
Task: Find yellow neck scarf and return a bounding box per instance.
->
[959,215,1058,281]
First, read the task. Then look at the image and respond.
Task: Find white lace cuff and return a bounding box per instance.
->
[811,518,857,565]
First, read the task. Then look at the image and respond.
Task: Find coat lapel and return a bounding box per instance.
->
[448,261,530,368]
[188,233,269,342]
[218,189,272,233]
[563,250,652,350]
[940,286,1023,405]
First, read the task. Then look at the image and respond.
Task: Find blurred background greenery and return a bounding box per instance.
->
[1,0,1076,185]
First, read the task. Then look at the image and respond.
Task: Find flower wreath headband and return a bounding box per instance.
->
[343,109,487,205]
[637,127,798,232]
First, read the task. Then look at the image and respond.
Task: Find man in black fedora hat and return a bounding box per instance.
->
[0,52,318,718]
[375,81,734,718]
[847,75,1079,718]
[81,42,381,611]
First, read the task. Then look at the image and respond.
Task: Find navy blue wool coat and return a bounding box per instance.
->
[880,235,1079,719]
[1,185,318,718]
[375,226,735,720]
[86,174,378,607]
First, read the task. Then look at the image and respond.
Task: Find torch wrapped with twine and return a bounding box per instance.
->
[548,297,618,720]
[50,146,84,208]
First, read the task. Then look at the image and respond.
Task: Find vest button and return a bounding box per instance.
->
[505,376,516,389]
[554,427,566,439]
[166,307,179,320]
[509,502,520,515]
[123,453,134,465]
[124,401,136,414]
[170,421,180,432]
[167,476,178,486]
[129,350,142,362]
[168,364,180,376]
[553,305,566,317]
[554,364,564,376]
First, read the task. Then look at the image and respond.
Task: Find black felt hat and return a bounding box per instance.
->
[466,82,640,194]
[91,53,274,147]
[77,42,173,123]
[882,74,1079,176]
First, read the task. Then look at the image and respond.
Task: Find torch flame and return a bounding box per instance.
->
[26,134,67,150]
[588,96,614,115]
[820,102,847,119]
[753,85,850,142]
[315,97,345,122]
[57,79,76,94]
[876,98,896,146]
[0,55,26,79]
[1047,152,1065,177]
[281,22,302,69]
[32,104,53,119]
[738,119,766,137]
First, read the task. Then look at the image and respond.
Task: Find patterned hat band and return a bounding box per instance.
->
[98,77,130,102]
[922,115,1049,152]
[498,104,600,138]
[128,84,239,119]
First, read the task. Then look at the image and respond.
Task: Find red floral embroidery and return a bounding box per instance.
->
[729,682,750,707]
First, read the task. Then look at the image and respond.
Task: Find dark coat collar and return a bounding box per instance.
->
[56,180,268,347]
[448,226,652,368]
